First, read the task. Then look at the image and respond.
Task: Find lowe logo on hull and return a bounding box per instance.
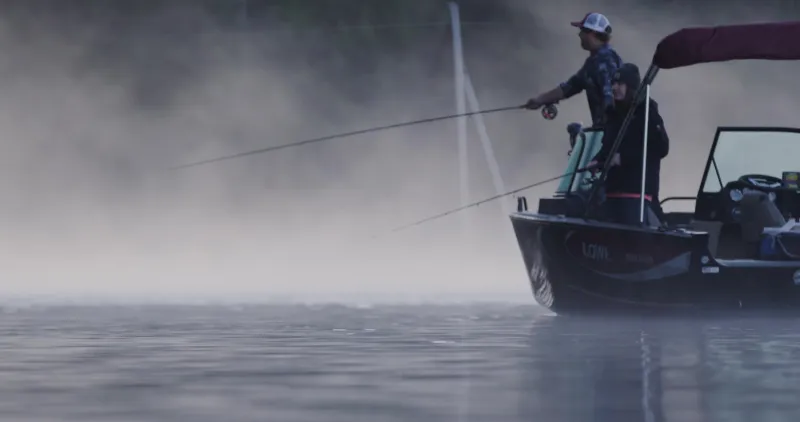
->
[582,242,611,262]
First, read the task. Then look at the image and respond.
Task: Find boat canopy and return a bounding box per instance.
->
[653,21,800,70]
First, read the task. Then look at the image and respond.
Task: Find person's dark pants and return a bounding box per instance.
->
[605,197,652,226]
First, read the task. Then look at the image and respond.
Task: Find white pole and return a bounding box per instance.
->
[449,2,469,229]
[639,84,651,224]
[449,5,472,405]
[463,73,509,215]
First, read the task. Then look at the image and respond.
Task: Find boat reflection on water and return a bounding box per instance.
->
[519,316,672,421]
[518,315,800,422]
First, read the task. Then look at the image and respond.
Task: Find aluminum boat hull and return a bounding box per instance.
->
[511,212,800,315]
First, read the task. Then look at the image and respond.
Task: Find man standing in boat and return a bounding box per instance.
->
[589,63,669,226]
[524,12,623,128]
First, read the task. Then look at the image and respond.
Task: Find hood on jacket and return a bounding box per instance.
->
[612,63,641,106]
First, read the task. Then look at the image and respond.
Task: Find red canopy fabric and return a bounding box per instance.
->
[653,21,800,70]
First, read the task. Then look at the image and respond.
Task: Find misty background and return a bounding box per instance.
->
[1,0,799,303]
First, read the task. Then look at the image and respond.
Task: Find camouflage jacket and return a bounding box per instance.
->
[559,44,623,127]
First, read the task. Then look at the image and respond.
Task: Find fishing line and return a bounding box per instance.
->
[382,165,595,236]
[170,104,530,171]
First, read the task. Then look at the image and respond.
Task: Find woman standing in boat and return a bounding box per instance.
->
[588,63,670,226]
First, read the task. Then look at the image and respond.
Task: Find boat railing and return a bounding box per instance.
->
[660,196,697,206]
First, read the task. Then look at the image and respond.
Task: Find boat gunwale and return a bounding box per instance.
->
[509,211,696,238]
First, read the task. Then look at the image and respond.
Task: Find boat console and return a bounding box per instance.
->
[715,176,800,224]
[536,123,604,216]
[666,127,800,260]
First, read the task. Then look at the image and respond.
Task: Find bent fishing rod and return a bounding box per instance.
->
[170,103,559,170]
[382,164,596,236]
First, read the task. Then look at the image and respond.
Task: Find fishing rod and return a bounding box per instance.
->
[383,163,595,236]
[170,103,559,170]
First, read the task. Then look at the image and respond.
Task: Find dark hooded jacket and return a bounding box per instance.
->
[592,63,669,198]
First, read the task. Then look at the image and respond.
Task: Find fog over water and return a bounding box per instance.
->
[1,1,798,303]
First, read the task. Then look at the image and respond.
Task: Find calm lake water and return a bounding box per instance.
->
[0,303,799,421]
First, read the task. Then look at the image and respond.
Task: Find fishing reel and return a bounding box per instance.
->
[541,103,558,120]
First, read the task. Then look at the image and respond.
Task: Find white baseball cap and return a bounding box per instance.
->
[570,12,612,34]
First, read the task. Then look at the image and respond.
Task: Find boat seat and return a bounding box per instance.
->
[689,220,723,256]
[739,190,786,242]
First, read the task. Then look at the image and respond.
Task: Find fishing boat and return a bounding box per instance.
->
[511,21,800,314]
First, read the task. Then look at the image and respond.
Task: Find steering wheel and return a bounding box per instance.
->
[738,174,784,191]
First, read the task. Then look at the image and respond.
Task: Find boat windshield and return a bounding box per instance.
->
[556,129,604,195]
[701,129,800,192]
